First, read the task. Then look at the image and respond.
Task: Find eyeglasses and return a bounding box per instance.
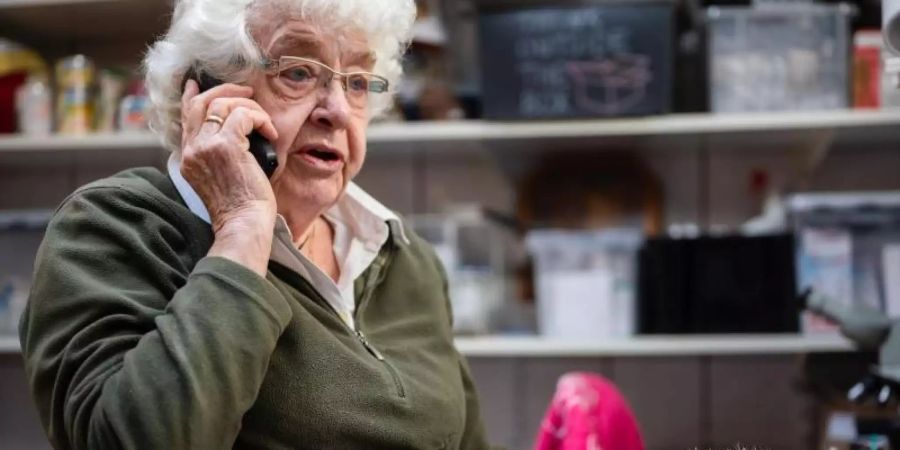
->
[262,56,390,110]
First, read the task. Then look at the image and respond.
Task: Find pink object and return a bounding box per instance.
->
[534,372,645,450]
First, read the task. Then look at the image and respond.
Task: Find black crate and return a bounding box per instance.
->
[638,234,799,334]
[478,4,675,120]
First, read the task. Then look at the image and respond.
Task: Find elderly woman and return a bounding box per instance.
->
[19,0,490,449]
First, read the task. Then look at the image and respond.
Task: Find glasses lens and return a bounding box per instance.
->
[345,74,370,109]
[276,59,321,99]
[273,58,389,109]
[368,78,389,94]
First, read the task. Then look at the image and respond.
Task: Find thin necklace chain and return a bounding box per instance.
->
[299,220,317,260]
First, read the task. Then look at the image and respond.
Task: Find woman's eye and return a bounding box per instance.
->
[347,75,369,92]
[282,67,314,83]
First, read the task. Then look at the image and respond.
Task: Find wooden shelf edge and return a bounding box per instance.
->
[2,110,900,153]
[0,0,121,8]
[454,334,856,357]
[0,336,20,354]
[0,334,856,357]
[0,132,163,153]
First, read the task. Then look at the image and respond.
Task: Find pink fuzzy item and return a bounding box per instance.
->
[534,372,645,450]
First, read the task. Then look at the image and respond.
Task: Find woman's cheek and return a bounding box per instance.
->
[347,141,366,180]
[349,120,368,174]
[269,95,316,140]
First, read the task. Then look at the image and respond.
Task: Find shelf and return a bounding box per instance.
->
[454,334,856,357]
[368,109,900,143]
[0,209,53,231]
[0,132,162,153]
[2,110,900,156]
[0,0,116,7]
[0,336,19,354]
[0,334,856,357]
[0,132,167,168]
[0,0,170,46]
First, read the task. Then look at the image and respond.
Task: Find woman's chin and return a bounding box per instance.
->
[273,175,344,212]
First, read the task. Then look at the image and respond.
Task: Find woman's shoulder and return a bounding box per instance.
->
[391,219,450,280]
[66,166,183,211]
[46,167,213,259]
[60,167,198,221]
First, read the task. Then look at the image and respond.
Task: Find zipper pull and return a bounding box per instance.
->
[356,330,385,361]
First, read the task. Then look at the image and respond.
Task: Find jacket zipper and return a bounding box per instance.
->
[301,283,406,398]
[355,329,406,398]
[352,244,406,398]
[285,241,406,398]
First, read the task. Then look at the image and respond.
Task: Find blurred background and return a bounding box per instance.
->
[3,0,900,448]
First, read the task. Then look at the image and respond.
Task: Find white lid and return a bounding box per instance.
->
[788,192,900,212]
[411,16,447,46]
[854,29,884,47]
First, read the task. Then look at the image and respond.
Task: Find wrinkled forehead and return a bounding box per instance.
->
[259,20,375,69]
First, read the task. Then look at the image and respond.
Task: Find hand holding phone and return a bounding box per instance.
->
[183,68,279,178]
[178,73,279,276]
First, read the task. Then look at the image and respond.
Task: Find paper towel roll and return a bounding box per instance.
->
[885,0,900,54]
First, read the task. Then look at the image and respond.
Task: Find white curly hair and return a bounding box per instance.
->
[143,0,416,153]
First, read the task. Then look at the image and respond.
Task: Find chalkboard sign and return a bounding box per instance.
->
[479,4,675,119]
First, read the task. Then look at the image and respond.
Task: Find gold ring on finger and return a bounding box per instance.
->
[204,114,225,126]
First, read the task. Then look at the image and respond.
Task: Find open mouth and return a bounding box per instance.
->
[307,148,341,162]
[297,145,345,171]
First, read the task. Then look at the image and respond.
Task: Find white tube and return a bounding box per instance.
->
[884,0,900,54]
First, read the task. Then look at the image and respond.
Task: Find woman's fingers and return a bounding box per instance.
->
[181,79,200,109]
[200,97,279,142]
[178,79,279,166]
[181,82,254,137]
[180,79,200,142]
[220,106,279,144]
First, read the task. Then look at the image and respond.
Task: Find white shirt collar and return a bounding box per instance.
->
[166,153,409,245]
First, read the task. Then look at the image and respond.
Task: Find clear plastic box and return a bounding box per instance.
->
[789,193,900,333]
[408,209,514,335]
[0,210,48,336]
[707,2,854,112]
[526,230,642,339]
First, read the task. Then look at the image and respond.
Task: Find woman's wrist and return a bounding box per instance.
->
[208,214,275,276]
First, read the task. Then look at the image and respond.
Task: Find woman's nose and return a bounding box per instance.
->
[310,80,352,130]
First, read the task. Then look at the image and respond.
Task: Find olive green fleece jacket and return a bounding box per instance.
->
[19,167,490,450]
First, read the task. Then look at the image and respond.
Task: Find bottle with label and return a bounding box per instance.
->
[55,55,95,135]
[15,74,52,135]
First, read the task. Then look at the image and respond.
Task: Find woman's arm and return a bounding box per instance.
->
[20,185,292,450]
[457,356,491,450]
[429,247,491,449]
[21,78,287,450]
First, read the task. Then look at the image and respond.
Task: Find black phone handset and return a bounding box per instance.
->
[183,67,279,178]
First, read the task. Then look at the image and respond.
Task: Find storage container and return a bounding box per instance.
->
[0,210,50,336]
[789,193,900,332]
[526,230,642,339]
[478,3,675,119]
[409,209,514,335]
[638,234,798,334]
[707,2,854,112]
